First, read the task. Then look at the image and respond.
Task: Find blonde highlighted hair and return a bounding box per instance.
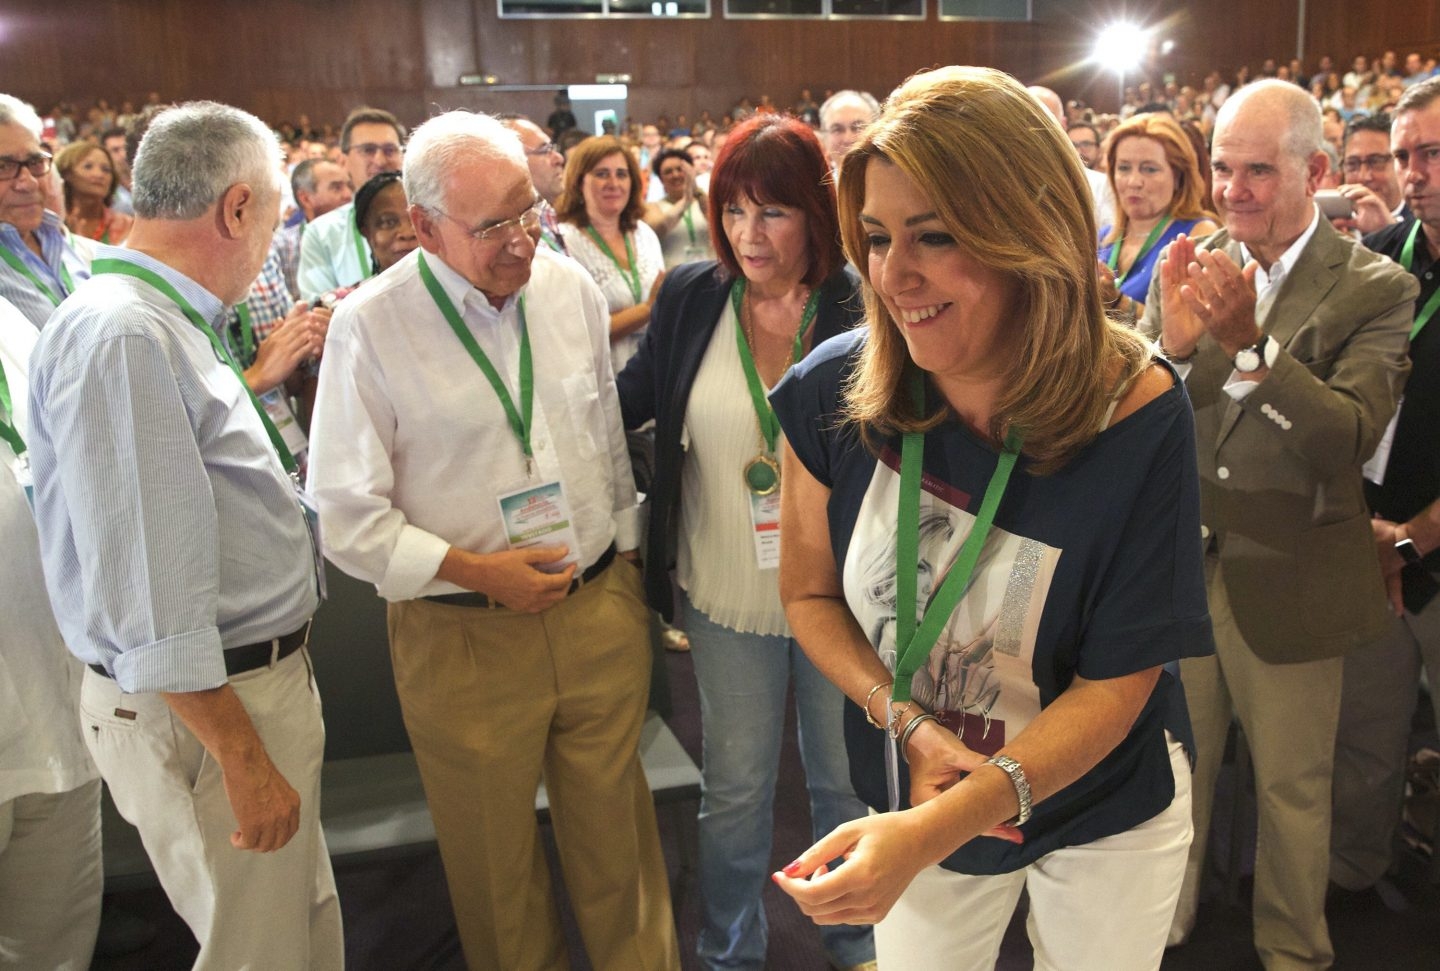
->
[1101,112,1214,244]
[838,66,1149,474]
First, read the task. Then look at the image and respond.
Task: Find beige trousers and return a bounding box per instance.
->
[0,779,102,970]
[387,559,679,971]
[1173,557,1343,971]
[80,648,343,971]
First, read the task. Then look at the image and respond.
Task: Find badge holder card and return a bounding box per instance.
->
[497,479,582,573]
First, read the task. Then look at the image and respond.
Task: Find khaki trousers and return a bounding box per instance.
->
[1173,556,1343,971]
[80,648,343,971]
[387,560,679,971]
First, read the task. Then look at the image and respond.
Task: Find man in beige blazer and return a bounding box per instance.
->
[1141,79,1416,970]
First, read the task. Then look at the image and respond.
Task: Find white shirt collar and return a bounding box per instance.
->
[419,248,523,319]
[1241,205,1320,294]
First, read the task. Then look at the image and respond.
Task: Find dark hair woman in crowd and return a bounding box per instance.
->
[616,114,876,971]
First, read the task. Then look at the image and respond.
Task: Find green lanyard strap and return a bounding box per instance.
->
[893,377,1024,703]
[681,202,697,247]
[418,251,534,461]
[729,279,821,454]
[0,244,75,307]
[351,208,373,281]
[236,303,256,363]
[583,227,642,305]
[1399,220,1440,342]
[1106,216,1172,286]
[90,258,298,476]
[0,357,26,458]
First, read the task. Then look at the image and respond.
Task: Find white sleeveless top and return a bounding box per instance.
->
[676,299,790,636]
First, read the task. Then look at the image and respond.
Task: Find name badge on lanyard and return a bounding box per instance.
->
[497,479,582,573]
[259,388,309,459]
[749,490,781,569]
[296,486,328,601]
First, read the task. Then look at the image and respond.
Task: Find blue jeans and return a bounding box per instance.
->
[683,592,875,971]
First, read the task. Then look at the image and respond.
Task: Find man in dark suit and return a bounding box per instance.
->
[1331,75,1440,900]
[1142,78,1416,970]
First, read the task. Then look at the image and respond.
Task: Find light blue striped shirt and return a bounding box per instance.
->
[0,211,92,329]
[27,246,318,694]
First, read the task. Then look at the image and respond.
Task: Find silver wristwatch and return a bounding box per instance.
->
[1234,334,1271,373]
[985,754,1033,826]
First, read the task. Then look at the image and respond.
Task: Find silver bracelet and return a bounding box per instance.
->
[985,754,1033,826]
[899,713,937,764]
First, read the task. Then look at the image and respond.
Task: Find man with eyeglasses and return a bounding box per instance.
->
[0,94,93,329]
[1336,112,1407,235]
[307,110,679,971]
[1331,75,1440,906]
[500,115,567,253]
[818,89,879,175]
[296,106,405,301]
[1068,121,1103,170]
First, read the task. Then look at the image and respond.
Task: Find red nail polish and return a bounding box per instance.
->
[771,871,783,884]
[783,860,802,876]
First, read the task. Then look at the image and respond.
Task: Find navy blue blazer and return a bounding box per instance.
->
[616,259,863,621]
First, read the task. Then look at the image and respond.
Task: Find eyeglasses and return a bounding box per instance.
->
[1341,152,1395,174]
[0,152,53,181]
[826,121,870,137]
[349,142,403,160]
[435,200,542,244]
[524,141,559,157]
[1393,145,1440,170]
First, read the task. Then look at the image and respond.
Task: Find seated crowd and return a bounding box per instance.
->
[1,45,1437,971]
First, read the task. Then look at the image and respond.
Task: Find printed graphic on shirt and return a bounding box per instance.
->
[843,448,1060,757]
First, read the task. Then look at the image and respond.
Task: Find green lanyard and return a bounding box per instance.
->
[90,259,298,476]
[540,230,562,253]
[418,251,534,468]
[681,202,697,247]
[892,377,1024,703]
[0,244,76,307]
[0,357,25,459]
[729,278,821,453]
[1399,220,1440,341]
[583,227,642,304]
[351,208,372,281]
[1107,216,1172,286]
[236,303,256,363]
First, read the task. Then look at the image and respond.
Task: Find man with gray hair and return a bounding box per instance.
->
[0,93,94,327]
[308,110,679,971]
[1142,79,1415,968]
[27,101,341,970]
[818,88,879,173]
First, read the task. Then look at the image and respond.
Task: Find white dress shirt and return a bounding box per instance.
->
[0,297,96,802]
[307,246,639,602]
[296,202,370,302]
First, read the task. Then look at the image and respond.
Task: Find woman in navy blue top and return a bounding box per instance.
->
[770,67,1214,970]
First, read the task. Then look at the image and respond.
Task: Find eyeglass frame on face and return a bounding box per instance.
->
[348,142,404,160]
[430,197,543,245]
[826,120,870,137]
[524,140,559,158]
[0,151,53,181]
[1341,152,1395,174]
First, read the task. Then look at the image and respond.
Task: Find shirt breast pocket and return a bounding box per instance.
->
[561,372,602,462]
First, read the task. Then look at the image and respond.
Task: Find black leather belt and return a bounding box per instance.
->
[423,543,618,609]
[88,624,311,680]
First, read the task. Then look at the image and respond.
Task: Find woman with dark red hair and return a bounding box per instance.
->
[617,115,876,971]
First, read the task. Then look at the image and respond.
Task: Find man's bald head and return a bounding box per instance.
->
[1027,86,1066,127]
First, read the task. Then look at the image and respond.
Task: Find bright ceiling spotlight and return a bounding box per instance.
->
[1092,22,1148,73]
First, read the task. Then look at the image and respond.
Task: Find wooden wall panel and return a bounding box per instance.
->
[0,0,1437,134]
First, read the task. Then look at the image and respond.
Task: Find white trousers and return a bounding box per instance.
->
[874,737,1191,971]
[80,648,343,971]
[0,779,102,970]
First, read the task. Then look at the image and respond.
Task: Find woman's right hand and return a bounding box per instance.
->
[647,269,667,305]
